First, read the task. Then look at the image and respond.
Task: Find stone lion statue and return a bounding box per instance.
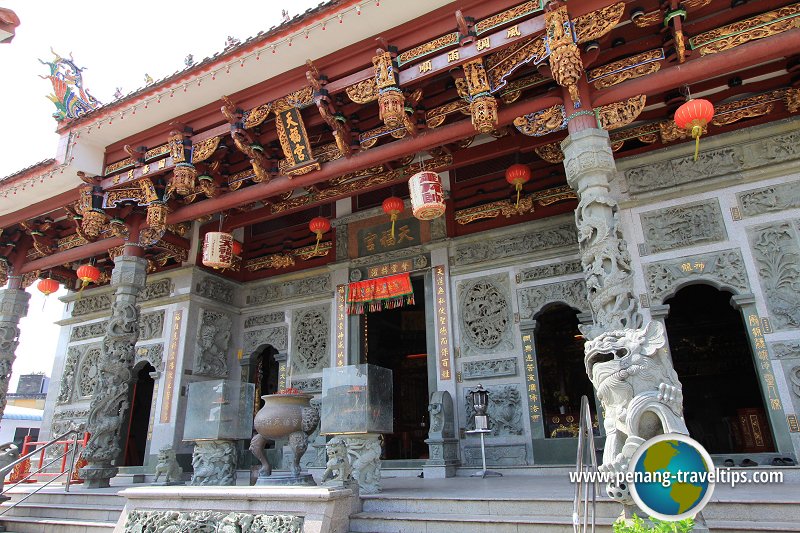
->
[321,437,351,485]
[153,446,183,484]
[584,321,687,504]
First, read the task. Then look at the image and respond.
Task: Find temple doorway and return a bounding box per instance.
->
[664,284,775,454]
[252,345,280,412]
[533,304,599,463]
[122,363,155,467]
[359,277,430,460]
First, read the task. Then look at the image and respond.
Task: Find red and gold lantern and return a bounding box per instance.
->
[170,163,198,196]
[382,196,404,239]
[202,231,234,269]
[37,278,59,297]
[505,164,531,208]
[309,216,331,255]
[674,98,714,161]
[76,264,100,292]
[408,171,446,220]
[232,240,243,257]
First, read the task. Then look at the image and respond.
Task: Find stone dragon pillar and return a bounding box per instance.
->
[0,278,31,426]
[80,253,147,488]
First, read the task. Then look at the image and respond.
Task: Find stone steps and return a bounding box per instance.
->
[0,489,124,533]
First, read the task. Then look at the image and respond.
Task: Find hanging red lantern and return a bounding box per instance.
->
[202,231,235,269]
[505,164,531,209]
[76,264,100,292]
[382,196,404,239]
[408,171,446,220]
[309,216,331,255]
[232,240,243,257]
[674,98,714,161]
[37,278,59,297]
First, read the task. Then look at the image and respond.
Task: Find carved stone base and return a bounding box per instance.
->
[80,463,118,489]
[256,472,317,486]
[423,438,460,478]
[342,434,382,494]
[190,439,236,486]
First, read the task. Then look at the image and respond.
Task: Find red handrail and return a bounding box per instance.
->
[6,432,89,484]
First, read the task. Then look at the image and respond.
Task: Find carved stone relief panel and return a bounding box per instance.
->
[335,224,348,262]
[625,128,800,195]
[453,223,577,267]
[70,321,107,342]
[195,276,234,304]
[194,309,233,377]
[645,249,749,304]
[292,377,323,393]
[123,510,303,533]
[770,341,800,359]
[292,306,330,374]
[464,384,524,436]
[458,274,514,357]
[748,222,800,330]
[72,293,113,318]
[247,274,332,306]
[243,326,289,358]
[461,357,517,380]
[140,279,172,301]
[244,312,285,329]
[517,279,589,320]
[738,181,800,218]
[76,345,102,399]
[463,444,527,467]
[135,343,164,369]
[139,311,165,340]
[57,347,81,404]
[640,199,727,253]
[518,260,582,283]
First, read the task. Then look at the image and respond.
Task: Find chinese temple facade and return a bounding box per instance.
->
[1,0,800,488]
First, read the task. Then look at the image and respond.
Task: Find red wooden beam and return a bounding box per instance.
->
[174,92,564,229]
[19,237,125,274]
[593,28,800,107]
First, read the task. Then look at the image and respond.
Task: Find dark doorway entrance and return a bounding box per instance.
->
[253,345,280,412]
[123,363,155,466]
[664,284,774,454]
[535,304,596,439]
[359,277,429,460]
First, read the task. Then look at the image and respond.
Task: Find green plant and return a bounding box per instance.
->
[612,514,694,533]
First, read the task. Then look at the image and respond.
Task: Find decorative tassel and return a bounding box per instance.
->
[313,231,322,255]
[691,125,702,162]
[390,214,397,240]
[515,183,522,209]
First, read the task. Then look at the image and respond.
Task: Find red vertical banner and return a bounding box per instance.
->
[336,285,347,367]
[434,265,452,381]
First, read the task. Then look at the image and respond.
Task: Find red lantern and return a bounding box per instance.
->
[309,216,331,255]
[76,264,100,292]
[382,196,404,239]
[408,171,446,220]
[232,240,243,257]
[674,98,714,161]
[37,278,59,297]
[505,164,531,208]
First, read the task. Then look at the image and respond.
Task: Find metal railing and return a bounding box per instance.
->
[572,395,599,533]
[0,429,85,517]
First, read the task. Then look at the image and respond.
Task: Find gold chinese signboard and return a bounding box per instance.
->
[357,217,420,256]
[521,329,543,437]
[336,285,347,367]
[747,313,781,411]
[160,309,182,423]
[275,107,320,176]
[434,265,452,381]
[367,259,414,279]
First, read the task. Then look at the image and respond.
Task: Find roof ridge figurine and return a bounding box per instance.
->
[39,48,101,121]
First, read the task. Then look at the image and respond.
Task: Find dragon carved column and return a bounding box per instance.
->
[562,129,689,507]
[80,252,147,488]
[0,278,31,427]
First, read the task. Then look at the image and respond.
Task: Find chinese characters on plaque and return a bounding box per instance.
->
[434,265,452,381]
[336,285,347,367]
[367,259,414,279]
[748,314,781,411]
[278,360,287,390]
[521,331,541,424]
[357,218,420,256]
[160,309,182,423]
[275,106,320,176]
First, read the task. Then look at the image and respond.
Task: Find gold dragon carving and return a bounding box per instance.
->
[587,50,664,90]
[596,95,647,131]
[691,4,800,55]
[345,78,378,104]
[513,105,567,137]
